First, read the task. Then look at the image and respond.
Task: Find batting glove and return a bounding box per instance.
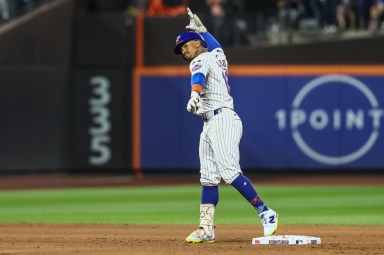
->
[187,91,200,114]
[186,7,207,33]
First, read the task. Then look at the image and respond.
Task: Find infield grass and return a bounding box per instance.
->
[0,185,383,225]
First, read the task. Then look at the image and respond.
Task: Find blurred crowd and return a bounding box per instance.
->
[275,0,384,34]
[0,0,51,23]
[2,0,382,45]
[200,0,384,46]
[122,0,384,45]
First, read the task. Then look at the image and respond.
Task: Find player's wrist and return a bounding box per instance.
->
[191,90,200,97]
[191,84,203,95]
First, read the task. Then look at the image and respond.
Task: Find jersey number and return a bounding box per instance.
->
[222,70,230,94]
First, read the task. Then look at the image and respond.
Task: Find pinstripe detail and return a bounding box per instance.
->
[189,48,242,186]
[190,49,233,115]
[199,109,243,185]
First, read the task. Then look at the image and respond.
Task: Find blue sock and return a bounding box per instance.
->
[201,185,219,206]
[231,174,268,214]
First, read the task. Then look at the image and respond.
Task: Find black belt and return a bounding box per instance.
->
[202,108,223,122]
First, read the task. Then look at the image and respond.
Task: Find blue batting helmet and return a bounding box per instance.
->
[174,31,207,55]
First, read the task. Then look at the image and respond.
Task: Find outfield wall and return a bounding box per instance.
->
[0,0,73,172]
[135,66,384,172]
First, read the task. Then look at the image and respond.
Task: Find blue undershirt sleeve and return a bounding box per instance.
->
[200,32,222,51]
[191,72,206,87]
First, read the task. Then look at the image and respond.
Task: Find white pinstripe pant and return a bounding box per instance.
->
[199,108,243,186]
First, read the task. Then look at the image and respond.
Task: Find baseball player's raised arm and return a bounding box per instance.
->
[200,32,222,51]
[186,8,221,51]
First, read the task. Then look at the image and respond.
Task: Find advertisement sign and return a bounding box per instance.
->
[137,66,384,170]
[231,74,384,169]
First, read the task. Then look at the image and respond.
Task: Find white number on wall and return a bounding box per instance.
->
[89,76,111,165]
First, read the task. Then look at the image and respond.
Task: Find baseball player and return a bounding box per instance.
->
[174,8,279,243]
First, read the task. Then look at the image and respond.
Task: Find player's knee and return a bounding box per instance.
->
[200,176,220,186]
[222,172,241,185]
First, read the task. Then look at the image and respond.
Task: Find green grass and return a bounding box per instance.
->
[0,185,383,225]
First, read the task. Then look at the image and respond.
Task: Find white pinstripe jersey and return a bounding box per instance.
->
[189,48,234,115]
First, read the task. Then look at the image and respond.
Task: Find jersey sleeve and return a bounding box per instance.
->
[189,56,210,93]
[200,32,222,52]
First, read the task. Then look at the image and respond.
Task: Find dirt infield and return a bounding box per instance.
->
[0,224,383,255]
[0,173,383,254]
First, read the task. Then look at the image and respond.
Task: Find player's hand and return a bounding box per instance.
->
[187,91,200,114]
[186,7,207,33]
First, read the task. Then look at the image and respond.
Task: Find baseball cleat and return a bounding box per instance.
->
[186,227,215,243]
[259,209,279,236]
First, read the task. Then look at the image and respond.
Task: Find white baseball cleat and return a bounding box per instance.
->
[186,227,215,243]
[259,209,279,236]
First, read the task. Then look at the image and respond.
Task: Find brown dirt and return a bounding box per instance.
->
[0,224,383,255]
[0,173,383,254]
